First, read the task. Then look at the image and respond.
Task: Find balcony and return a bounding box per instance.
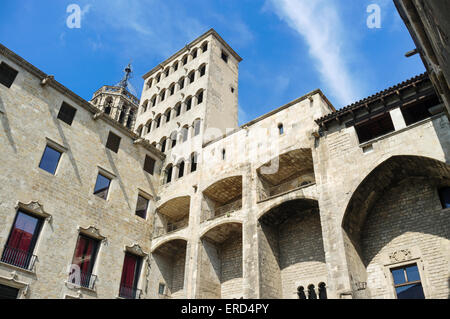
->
[207,198,242,221]
[119,286,142,299]
[67,271,97,290]
[154,218,189,238]
[0,246,37,271]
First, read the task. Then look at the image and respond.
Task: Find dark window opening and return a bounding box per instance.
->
[1,210,43,270]
[221,51,229,63]
[307,285,317,299]
[183,56,188,65]
[126,111,134,129]
[194,120,201,136]
[0,284,19,299]
[175,105,181,117]
[39,145,62,175]
[439,187,450,209]
[166,111,171,123]
[135,195,149,219]
[156,74,161,83]
[93,173,111,200]
[106,132,121,153]
[178,162,185,178]
[156,117,161,128]
[171,134,177,148]
[174,63,178,71]
[160,91,165,102]
[170,85,175,95]
[0,62,19,88]
[222,149,226,160]
[189,72,195,84]
[144,155,156,175]
[164,68,169,77]
[401,96,438,126]
[278,124,284,135]
[158,283,166,295]
[200,65,206,77]
[151,97,157,107]
[119,253,142,299]
[318,282,327,299]
[186,98,192,111]
[57,102,77,126]
[166,166,173,184]
[197,92,203,104]
[202,43,208,52]
[192,50,197,59]
[191,154,197,173]
[161,139,167,153]
[391,264,425,299]
[297,286,306,300]
[355,113,395,144]
[70,235,99,289]
[118,108,127,124]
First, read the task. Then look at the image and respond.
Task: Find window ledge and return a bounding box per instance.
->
[0,261,36,276]
[359,113,444,148]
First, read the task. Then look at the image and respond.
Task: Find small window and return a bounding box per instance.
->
[126,110,134,129]
[175,104,181,117]
[135,195,149,219]
[186,98,192,111]
[391,264,425,299]
[144,155,156,175]
[197,91,203,104]
[278,124,284,135]
[173,62,178,72]
[439,187,450,209]
[221,51,229,63]
[171,134,177,148]
[222,149,226,160]
[164,68,170,77]
[156,74,161,83]
[156,116,161,128]
[158,283,166,295]
[400,96,438,126]
[191,153,198,173]
[179,78,185,90]
[188,72,195,84]
[93,173,111,200]
[160,90,165,102]
[194,120,201,136]
[57,102,77,126]
[178,161,185,178]
[165,166,173,184]
[169,84,175,96]
[106,132,121,153]
[147,79,152,89]
[182,56,188,65]
[151,96,157,107]
[0,284,19,299]
[165,110,171,123]
[161,139,167,153]
[202,43,208,53]
[231,87,235,93]
[192,49,198,59]
[0,62,19,88]
[39,145,62,175]
[119,253,142,299]
[200,65,206,77]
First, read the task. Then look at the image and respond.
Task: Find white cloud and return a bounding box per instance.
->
[267,0,363,106]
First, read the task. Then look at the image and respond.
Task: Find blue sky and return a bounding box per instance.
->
[0,0,425,125]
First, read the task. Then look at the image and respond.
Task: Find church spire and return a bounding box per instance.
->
[118,63,132,90]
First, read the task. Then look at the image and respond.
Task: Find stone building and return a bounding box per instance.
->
[0,28,449,299]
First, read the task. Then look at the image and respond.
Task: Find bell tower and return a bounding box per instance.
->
[90,64,140,130]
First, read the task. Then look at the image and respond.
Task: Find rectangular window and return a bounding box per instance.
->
[119,253,142,299]
[135,195,149,219]
[439,187,450,209]
[354,113,395,144]
[158,283,166,295]
[391,264,425,299]
[70,235,99,289]
[1,210,43,270]
[93,173,111,200]
[39,145,62,175]
[57,102,77,126]
[0,62,19,88]
[106,132,121,153]
[221,51,229,63]
[144,155,156,175]
[0,284,19,299]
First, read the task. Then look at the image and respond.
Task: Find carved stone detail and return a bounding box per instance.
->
[126,244,148,257]
[16,201,52,221]
[79,226,106,242]
[389,249,412,263]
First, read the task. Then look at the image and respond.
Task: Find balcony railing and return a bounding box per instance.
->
[1,246,38,271]
[119,285,142,299]
[258,179,315,201]
[154,219,188,238]
[209,198,242,220]
[68,271,97,290]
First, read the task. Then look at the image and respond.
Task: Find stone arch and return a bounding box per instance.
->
[201,41,208,53]
[341,155,450,299]
[150,238,188,299]
[198,63,207,77]
[197,221,243,298]
[104,97,113,115]
[155,196,190,237]
[195,89,204,105]
[257,198,326,299]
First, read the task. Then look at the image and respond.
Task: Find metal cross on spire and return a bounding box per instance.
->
[118,63,133,90]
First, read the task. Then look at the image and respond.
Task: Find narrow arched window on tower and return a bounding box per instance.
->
[297,286,306,300]
[222,149,226,160]
[126,110,134,129]
[190,153,198,172]
[318,282,327,299]
[278,123,284,135]
[178,161,185,178]
[308,285,317,299]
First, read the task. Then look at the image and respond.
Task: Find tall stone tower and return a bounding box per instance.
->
[90,64,140,130]
[135,29,242,181]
